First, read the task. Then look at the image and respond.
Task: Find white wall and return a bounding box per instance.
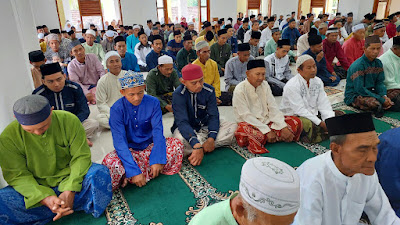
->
[210,0,238,20]
[337,0,374,23]
[390,0,400,15]
[30,0,60,29]
[271,0,298,17]
[237,0,247,16]
[120,0,157,26]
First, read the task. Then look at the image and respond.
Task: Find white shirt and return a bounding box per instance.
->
[134,42,152,67]
[96,70,125,116]
[144,27,151,37]
[297,33,310,56]
[293,151,400,225]
[383,38,394,54]
[280,74,334,125]
[243,29,260,43]
[259,27,272,48]
[232,79,287,134]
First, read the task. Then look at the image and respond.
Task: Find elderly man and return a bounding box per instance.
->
[0,95,112,224]
[113,36,140,72]
[210,29,232,76]
[33,62,99,146]
[68,40,105,105]
[96,51,126,129]
[282,19,301,49]
[176,35,197,72]
[259,17,275,48]
[317,22,328,39]
[146,35,169,71]
[172,64,236,166]
[281,55,338,144]
[264,39,294,96]
[224,43,254,93]
[44,34,71,62]
[303,34,340,86]
[126,25,140,54]
[342,24,366,65]
[323,27,350,79]
[293,113,400,225]
[29,50,46,89]
[134,30,152,71]
[101,30,117,53]
[345,35,394,117]
[232,59,302,154]
[82,29,105,62]
[102,72,183,191]
[146,55,181,114]
[190,157,300,225]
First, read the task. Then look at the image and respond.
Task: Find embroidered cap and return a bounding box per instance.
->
[239,157,300,216]
[119,71,145,90]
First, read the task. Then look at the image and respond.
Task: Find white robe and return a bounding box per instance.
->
[243,29,260,43]
[293,151,400,225]
[259,27,272,48]
[297,33,310,56]
[280,74,334,125]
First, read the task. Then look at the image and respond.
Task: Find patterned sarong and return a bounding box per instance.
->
[352,95,381,111]
[235,116,303,154]
[102,137,184,191]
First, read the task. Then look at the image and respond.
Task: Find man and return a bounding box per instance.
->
[82,29,105,62]
[144,19,153,36]
[237,18,249,43]
[68,30,77,41]
[226,25,238,56]
[234,18,242,31]
[36,25,44,34]
[184,22,198,37]
[210,29,231,76]
[279,15,291,31]
[44,34,71,62]
[29,50,46,89]
[249,31,262,58]
[264,27,282,56]
[96,51,125,129]
[101,30,116,53]
[333,19,349,44]
[233,59,302,154]
[372,22,386,57]
[189,157,300,225]
[167,30,184,60]
[243,20,260,43]
[382,25,400,53]
[33,62,99,146]
[176,35,197,72]
[303,34,340,86]
[172,64,237,166]
[146,55,181,113]
[198,21,212,38]
[293,113,400,225]
[387,13,398,39]
[317,22,328,40]
[264,39,294,96]
[282,19,301,49]
[168,24,184,42]
[304,13,314,34]
[42,25,49,35]
[126,25,141,54]
[195,30,216,47]
[193,41,222,104]
[259,18,275,48]
[342,24,366,65]
[345,35,394,117]
[323,27,350,79]
[102,72,183,191]
[344,12,354,35]
[379,36,400,111]
[134,30,152,71]
[281,55,338,143]
[146,35,169,71]
[224,43,254,93]
[68,40,105,104]
[148,26,165,44]
[113,36,140,72]
[0,95,112,224]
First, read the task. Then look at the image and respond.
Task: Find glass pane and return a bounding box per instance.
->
[188,0,198,7]
[157,0,164,7]
[201,0,207,7]
[201,7,207,22]
[101,0,121,28]
[82,16,103,30]
[157,8,165,23]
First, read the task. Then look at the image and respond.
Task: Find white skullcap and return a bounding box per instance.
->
[47,34,59,43]
[195,40,209,51]
[239,157,300,216]
[86,29,96,37]
[352,24,365,33]
[296,54,315,69]
[188,22,194,26]
[105,30,117,38]
[226,20,232,25]
[38,33,44,39]
[104,51,121,64]
[133,25,140,30]
[158,55,173,65]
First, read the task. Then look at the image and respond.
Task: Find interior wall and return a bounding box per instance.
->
[300,0,311,16]
[337,0,374,22]
[210,0,238,20]
[237,0,247,17]
[389,0,400,15]
[261,0,269,16]
[271,0,298,17]
[120,0,157,25]
[30,0,60,29]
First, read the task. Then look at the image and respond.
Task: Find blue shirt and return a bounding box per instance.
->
[282,27,301,46]
[146,50,168,71]
[171,84,220,147]
[303,48,339,86]
[110,95,166,178]
[228,36,238,53]
[33,80,89,122]
[121,52,140,72]
[167,40,184,60]
[126,34,140,54]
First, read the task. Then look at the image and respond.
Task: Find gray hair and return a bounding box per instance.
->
[330,134,347,145]
[237,193,257,221]
[319,23,328,29]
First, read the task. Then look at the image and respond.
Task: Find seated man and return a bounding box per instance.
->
[126,25,140,54]
[224,43,254,93]
[189,157,300,225]
[382,25,400,54]
[264,39,294,96]
[293,113,400,225]
[281,55,339,144]
[101,30,116,53]
[193,41,222,105]
[82,29,105,62]
[296,28,318,56]
[68,40,105,104]
[259,17,275,48]
[243,20,260,43]
[210,29,232,76]
[134,30,153,72]
[322,27,350,79]
[225,25,238,57]
[0,95,112,224]
[33,62,99,146]
[96,51,126,129]
[172,64,237,166]
[146,35,169,71]
[167,30,184,60]
[29,50,46,89]
[372,22,386,57]
[249,31,262,58]
[44,34,71,63]
[342,24,366,65]
[345,35,394,117]
[232,59,302,154]
[176,35,197,72]
[146,55,181,114]
[113,36,140,72]
[282,19,301,49]
[195,31,216,47]
[102,73,183,191]
[303,34,340,86]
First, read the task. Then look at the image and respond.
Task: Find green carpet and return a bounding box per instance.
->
[50,103,400,225]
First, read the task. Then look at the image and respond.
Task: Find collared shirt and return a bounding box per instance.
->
[110,95,166,178]
[280,74,334,125]
[134,42,152,67]
[224,56,254,91]
[192,58,221,97]
[0,111,91,209]
[344,21,353,35]
[167,39,184,60]
[227,36,238,53]
[145,50,168,71]
[101,39,114,53]
[322,39,350,74]
[126,34,140,54]
[96,70,125,116]
[293,151,400,225]
[249,43,260,58]
[282,27,301,46]
[342,37,366,65]
[303,49,334,82]
[233,79,287,134]
[171,83,220,147]
[82,42,105,62]
[176,47,197,72]
[67,53,106,95]
[297,33,310,56]
[259,27,272,48]
[121,52,140,72]
[210,43,231,69]
[237,27,249,43]
[146,67,181,108]
[264,53,294,88]
[243,29,260,43]
[379,49,400,90]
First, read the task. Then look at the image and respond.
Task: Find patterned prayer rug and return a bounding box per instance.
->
[324,86,343,96]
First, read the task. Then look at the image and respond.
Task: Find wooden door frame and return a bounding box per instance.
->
[268,0,272,16]
[373,0,392,18]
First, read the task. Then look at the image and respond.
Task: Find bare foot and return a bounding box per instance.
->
[87,138,93,147]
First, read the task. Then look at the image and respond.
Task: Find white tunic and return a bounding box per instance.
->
[243,29,260,43]
[280,74,334,125]
[96,70,125,116]
[232,79,287,134]
[293,151,400,225]
[259,27,272,48]
[297,33,310,56]
[383,38,394,54]
[134,42,152,67]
